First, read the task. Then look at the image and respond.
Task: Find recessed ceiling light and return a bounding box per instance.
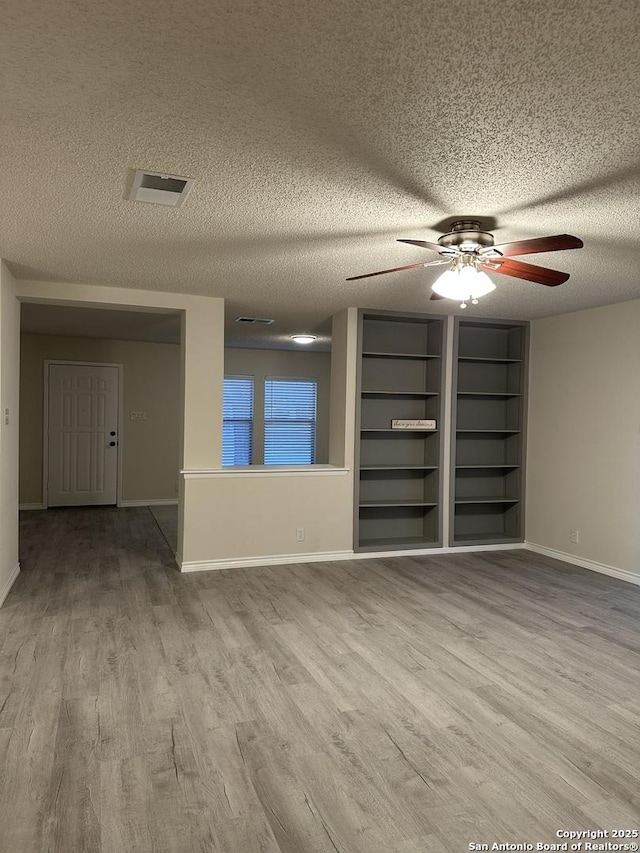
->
[291,334,317,345]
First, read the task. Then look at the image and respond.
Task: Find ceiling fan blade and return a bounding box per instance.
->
[483,258,569,286]
[430,292,445,300]
[397,239,446,254]
[487,234,583,258]
[346,261,428,281]
[424,258,452,267]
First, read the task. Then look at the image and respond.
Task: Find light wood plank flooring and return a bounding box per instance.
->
[1,507,639,852]
[149,504,178,555]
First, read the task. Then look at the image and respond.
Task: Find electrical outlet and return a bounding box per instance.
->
[570,529,580,544]
[296,527,305,542]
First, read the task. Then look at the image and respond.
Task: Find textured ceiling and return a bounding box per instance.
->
[2,0,640,346]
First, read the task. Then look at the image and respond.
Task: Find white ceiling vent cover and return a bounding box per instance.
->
[130,170,194,207]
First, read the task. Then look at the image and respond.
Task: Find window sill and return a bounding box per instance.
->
[181,465,350,479]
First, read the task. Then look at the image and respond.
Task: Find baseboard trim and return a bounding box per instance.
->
[525,542,640,587]
[21,500,180,509]
[0,563,20,608]
[120,499,179,507]
[348,542,526,560]
[180,550,355,572]
[179,542,526,573]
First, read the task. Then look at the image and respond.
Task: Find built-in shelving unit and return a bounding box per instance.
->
[450,318,529,546]
[354,311,446,551]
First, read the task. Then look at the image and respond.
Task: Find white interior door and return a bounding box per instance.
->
[47,363,119,506]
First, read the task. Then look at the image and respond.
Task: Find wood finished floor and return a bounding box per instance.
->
[149,505,178,555]
[1,508,639,852]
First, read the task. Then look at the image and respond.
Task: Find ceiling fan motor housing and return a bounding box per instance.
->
[438,220,495,252]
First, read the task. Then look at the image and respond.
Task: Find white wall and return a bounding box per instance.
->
[15,279,225,567]
[16,280,225,472]
[9,278,640,581]
[20,334,181,505]
[329,308,358,468]
[0,262,21,605]
[527,298,640,580]
[14,281,357,572]
[224,346,331,463]
[182,469,353,566]
[180,309,358,567]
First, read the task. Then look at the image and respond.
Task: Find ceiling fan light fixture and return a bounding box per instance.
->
[290,334,317,344]
[432,263,495,307]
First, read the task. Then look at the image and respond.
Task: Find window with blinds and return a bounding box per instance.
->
[264,377,317,465]
[222,376,254,466]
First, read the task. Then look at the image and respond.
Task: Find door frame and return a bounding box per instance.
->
[42,360,124,508]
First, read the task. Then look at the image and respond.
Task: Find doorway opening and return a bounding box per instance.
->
[19,302,182,560]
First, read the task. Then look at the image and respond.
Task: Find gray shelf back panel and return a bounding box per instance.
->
[457,360,523,395]
[361,356,441,393]
[358,505,439,544]
[456,395,521,431]
[454,467,520,500]
[457,323,523,360]
[361,395,440,429]
[454,503,520,539]
[359,431,440,467]
[360,468,439,503]
[362,316,442,357]
[455,432,521,466]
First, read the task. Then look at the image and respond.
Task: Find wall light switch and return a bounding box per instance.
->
[129,411,148,421]
[3,408,9,425]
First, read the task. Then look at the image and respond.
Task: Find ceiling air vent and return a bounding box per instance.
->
[130,170,194,208]
[235,317,275,325]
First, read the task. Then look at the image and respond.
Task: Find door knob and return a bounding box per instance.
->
[110,431,116,436]
[109,441,116,447]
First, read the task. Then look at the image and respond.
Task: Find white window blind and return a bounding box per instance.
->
[222,376,254,466]
[264,378,317,465]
